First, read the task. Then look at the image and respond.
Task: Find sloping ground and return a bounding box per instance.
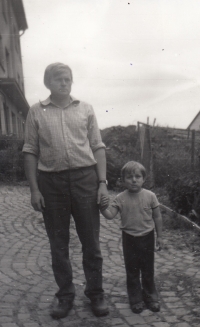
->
[1,185,200,327]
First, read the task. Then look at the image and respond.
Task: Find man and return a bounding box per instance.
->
[23,63,109,319]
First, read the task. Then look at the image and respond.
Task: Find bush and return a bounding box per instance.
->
[167,172,200,221]
[0,136,26,182]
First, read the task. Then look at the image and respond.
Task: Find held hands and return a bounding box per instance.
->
[100,195,109,211]
[97,183,109,211]
[31,190,45,212]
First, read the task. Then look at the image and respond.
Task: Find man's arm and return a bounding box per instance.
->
[93,148,108,205]
[24,153,45,212]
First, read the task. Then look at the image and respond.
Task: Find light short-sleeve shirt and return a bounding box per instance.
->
[111,189,159,237]
[22,96,105,171]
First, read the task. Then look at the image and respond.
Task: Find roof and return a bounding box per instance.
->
[11,0,28,31]
[188,111,200,129]
[0,78,29,117]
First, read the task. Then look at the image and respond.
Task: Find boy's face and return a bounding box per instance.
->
[124,169,144,193]
[49,69,72,97]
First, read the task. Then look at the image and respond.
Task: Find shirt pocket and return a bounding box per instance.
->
[143,206,152,220]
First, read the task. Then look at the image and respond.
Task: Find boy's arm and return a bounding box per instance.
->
[100,206,119,220]
[152,206,163,249]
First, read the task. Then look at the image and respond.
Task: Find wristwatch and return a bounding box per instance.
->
[99,180,108,185]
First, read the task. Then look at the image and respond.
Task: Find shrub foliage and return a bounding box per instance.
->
[0,136,25,182]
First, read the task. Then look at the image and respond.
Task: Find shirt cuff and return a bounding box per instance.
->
[91,142,106,152]
[22,144,39,156]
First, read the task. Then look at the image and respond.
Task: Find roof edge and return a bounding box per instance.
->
[187,110,200,129]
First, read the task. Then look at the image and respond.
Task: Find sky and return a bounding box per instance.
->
[21,0,200,129]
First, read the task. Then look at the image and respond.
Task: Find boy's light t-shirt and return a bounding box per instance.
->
[110,188,159,237]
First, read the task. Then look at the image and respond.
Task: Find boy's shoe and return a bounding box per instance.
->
[131,302,144,314]
[91,297,109,317]
[50,300,73,319]
[146,301,160,312]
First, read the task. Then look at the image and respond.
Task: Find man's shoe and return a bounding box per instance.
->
[50,300,73,319]
[91,298,109,317]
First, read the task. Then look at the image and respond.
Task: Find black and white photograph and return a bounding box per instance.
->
[1,1,200,326]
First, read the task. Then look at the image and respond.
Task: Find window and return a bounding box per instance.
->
[12,113,17,135]
[5,48,11,77]
[3,103,10,134]
[2,0,7,23]
[0,35,5,71]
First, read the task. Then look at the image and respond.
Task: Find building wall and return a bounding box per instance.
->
[189,115,200,130]
[0,93,25,138]
[0,0,27,139]
[0,0,24,91]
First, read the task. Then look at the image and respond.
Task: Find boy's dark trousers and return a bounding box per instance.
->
[122,230,158,305]
[38,165,104,302]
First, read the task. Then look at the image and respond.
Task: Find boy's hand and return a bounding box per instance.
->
[156,237,164,250]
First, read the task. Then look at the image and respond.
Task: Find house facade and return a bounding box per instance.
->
[188,111,200,130]
[0,0,29,139]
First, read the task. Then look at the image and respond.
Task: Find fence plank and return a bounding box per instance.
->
[191,130,195,170]
[160,204,200,231]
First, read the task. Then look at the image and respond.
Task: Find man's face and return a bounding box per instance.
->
[49,69,72,97]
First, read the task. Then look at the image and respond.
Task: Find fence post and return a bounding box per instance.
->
[139,123,154,189]
[191,130,195,171]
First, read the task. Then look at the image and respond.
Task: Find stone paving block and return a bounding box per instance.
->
[17,314,31,321]
[144,315,163,323]
[152,323,170,327]
[1,324,19,327]
[165,315,179,323]
[174,323,190,327]
[0,317,14,323]
[23,324,40,327]
[124,315,146,325]
[160,291,176,296]
[118,309,133,316]
[77,311,94,319]
[165,302,185,308]
[111,318,124,325]
[115,303,130,309]
[3,295,19,303]
[165,296,181,302]
[171,308,190,316]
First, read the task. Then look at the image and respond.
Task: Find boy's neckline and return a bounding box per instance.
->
[127,188,143,194]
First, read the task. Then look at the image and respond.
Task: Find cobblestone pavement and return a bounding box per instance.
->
[1,185,200,327]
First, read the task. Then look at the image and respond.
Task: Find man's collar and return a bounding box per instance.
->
[40,95,80,107]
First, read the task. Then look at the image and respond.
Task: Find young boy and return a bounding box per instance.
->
[101,161,163,314]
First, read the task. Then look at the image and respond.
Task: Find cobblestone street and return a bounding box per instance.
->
[1,185,200,327]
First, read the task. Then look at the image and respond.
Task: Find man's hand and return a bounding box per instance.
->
[97,183,109,207]
[31,190,45,212]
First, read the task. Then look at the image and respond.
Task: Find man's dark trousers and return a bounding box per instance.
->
[38,165,104,302]
[122,230,158,305]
